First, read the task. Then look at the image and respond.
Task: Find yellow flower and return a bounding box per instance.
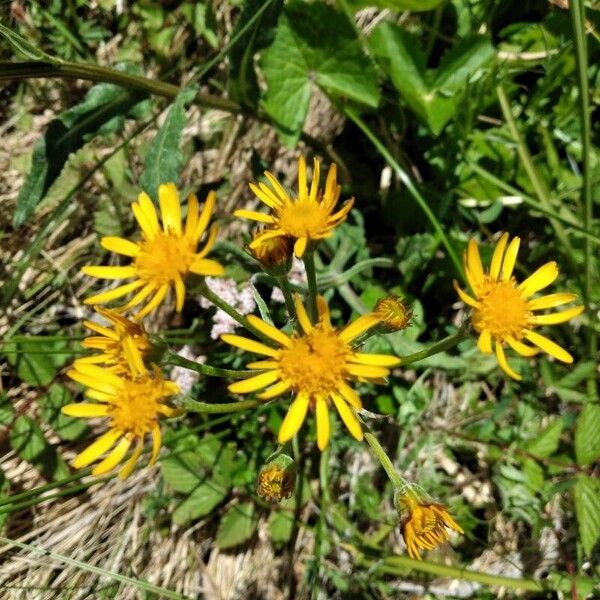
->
[222,295,399,450]
[256,454,296,503]
[82,183,224,318]
[74,307,151,376]
[237,156,354,258]
[454,233,584,380]
[249,229,294,274]
[63,343,179,479]
[397,490,463,560]
[374,295,412,332]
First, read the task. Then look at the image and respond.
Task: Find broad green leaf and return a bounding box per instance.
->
[9,416,49,463]
[172,479,228,525]
[216,502,258,549]
[38,384,88,442]
[268,509,294,545]
[260,0,379,142]
[3,339,70,386]
[161,451,204,494]
[139,86,197,201]
[0,394,15,426]
[575,404,600,466]
[345,0,445,11]
[13,78,148,225]
[574,476,600,556]
[523,419,562,458]
[369,24,494,134]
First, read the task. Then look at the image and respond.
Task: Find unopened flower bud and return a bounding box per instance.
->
[256,453,296,503]
[374,295,412,332]
[249,230,294,276]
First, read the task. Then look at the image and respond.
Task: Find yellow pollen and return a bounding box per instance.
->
[472,278,530,341]
[107,378,163,438]
[277,199,330,238]
[134,232,194,284]
[278,325,349,397]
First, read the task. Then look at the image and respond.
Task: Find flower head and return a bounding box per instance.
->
[63,343,180,479]
[237,156,354,258]
[74,307,151,376]
[222,295,399,450]
[374,295,412,332]
[396,487,463,560]
[82,184,224,318]
[256,454,296,503]
[454,233,583,380]
[249,229,294,275]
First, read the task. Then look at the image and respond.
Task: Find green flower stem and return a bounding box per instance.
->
[342,105,463,279]
[163,351,249,379]
[399,329,469,367]
[570,0,598,400]
[363,430,406,490]
[181,397,259,414]
[275,275,297,322]
[303,249,319,322]
[197,279,273,344]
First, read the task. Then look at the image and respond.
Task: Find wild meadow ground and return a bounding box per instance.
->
[0,1,598,599]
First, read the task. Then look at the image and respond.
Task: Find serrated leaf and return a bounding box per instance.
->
[9,416,49,463]
[260,0,379,143]
[3,339,70,386]
[139,86,197,200]
[38,384,88,442]
[524,419,562,458]
[161,451,204,494]
[216,502,258,549]
[575,404,600,466]
[574,476,600,556]
[369,24,494,134]
[172,480,228,525]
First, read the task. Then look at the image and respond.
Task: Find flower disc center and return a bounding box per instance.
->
[135,233,194,284]
[108,379,162,438]
[277,199,330,238]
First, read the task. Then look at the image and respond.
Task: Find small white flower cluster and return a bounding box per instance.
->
[170,345,205,394]
[199,277,256,339]
[271,258,306,303]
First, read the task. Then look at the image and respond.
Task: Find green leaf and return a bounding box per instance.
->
[139,86,197,200]
[172,480,228,525]
[181,2,219,48]
[575,404,600,466]
[0,393,15,426]
[260,0,379,143]
[369,24,494,134]
[3,339,70,386]
[574,475,600,556]
[523,419,562,458]
[38,384,88,442]
[0,22,57,61]
[161,451,205,494]
[345,0,445,11]
[0,467,10,530]
[13,79,147,225]
[9,416,49,463]
[216,502,258,549]
[268,509,294,545]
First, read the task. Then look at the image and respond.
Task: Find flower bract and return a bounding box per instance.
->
[454,233,583,380]
[82,183,224,318]
[222,295,399,450]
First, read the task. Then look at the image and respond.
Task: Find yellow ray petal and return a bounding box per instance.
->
[477,329,492,353]
[67,369,120,395]
[122,337,146,377]
[466,239,485,285]
[258,379,292,400]
[82,321,119,340]
[501,236,520,280]
[249,228,286,248]
[234,209,276,224]
[294,236,308,258]
[518,262,559,297]
[247,315,292,348]
[327,200,354,223]
[101,236,140,257]
[278,393,309,444]
[297,156,308,200]
[349,353,400,367]
[74,354,111,366]
[316,397,330,450]
[61,403,109,418]
[331,392,363,441]
[294,294,313,333]
[174,278,186,312]
[464,265,480,295]
[528,293,577,310]
[506,336,539,357]
[196,224,219,258]
[453,281,480,307]
[524,329,573,363]
[323,163,338,208]
[118,438,143,479]
[316,295,331,326]
[159,182,182,235]
[82,266,137,280]
[345,364,390,379]
[132,197,157,240]
[194,191,216,240]
[137,192,160,236]
[339,313,381,343]
[530,305,584,325]
[221,334,280,357]
[189,258,225,276]
[185,193,199,239]
[246,360,280,369]
[92,437,132,476]
[337,381,362,410]
[85,389,114,402]
[489,233,509,280]
[117,282,156,312]
[309,158,320,201]
[495,342,522,380]
[249,182,280,209]
[228,370,280,394]
[150,423,162,465]
[72,429,121,469]
[83,280,145,305]
[264,171,290,203]
[73,362,123,385]
[135,284,169,319]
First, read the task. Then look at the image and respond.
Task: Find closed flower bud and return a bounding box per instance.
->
[374,295,412,332]
[249,230,294,276]
[256,454,296,503]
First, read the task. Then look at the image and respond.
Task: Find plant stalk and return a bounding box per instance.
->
[399,329,469,366]
[303,249,319,323]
